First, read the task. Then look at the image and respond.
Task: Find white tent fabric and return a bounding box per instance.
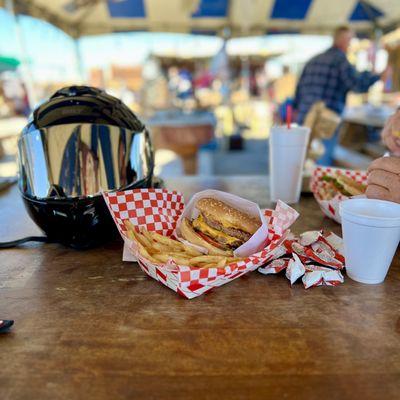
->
[1,0,399,38]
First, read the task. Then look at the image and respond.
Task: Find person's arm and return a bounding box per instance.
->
[338,56,380,93]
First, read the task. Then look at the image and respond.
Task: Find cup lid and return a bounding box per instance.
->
[340,198,400,227]
[270,125,310,147]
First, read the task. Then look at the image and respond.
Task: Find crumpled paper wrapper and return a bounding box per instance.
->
[258,255,289,275]
[103,188,299,299]
[285,254,306,285]
[303,265,344,289]
[310,166,367,223]
[259,230,345,289]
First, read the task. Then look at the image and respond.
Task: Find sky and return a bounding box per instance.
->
[0,7,333,83]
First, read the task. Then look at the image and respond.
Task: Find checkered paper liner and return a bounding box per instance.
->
[103,188,184,236]
[310,167,367,223]
[103,189,299,299]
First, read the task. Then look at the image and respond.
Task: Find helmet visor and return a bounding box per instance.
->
[18,123,153,199]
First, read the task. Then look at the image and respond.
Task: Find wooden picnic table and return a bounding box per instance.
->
[1,176,399,400]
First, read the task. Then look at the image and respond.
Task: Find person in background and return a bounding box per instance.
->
[194,68,213,90]
[367,110,400,204]
[273,65,297,123]
[167,66,180,101]
[274,65,297,105]
[293,25,389,165]
[177,68,194,101]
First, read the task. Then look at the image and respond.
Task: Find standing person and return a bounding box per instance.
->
[293,25,388,165]
[177,68,193,102]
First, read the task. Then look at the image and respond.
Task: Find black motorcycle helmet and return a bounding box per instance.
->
[17,86,154,249]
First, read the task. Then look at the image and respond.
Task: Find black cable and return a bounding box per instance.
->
[0,236,52,249]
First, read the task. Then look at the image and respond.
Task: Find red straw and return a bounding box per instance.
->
[286,104,292,129]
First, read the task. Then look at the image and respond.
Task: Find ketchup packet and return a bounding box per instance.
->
[284,239,309,263]
[305,238,344,269]
[285,254,306,285]
[299,230,322,246]
[323,232,345,257]
[303,265,344,289]
[259,256,290,275]
[260,230,346,289]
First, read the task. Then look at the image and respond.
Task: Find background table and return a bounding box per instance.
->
[343,105,395,129]
[335,105,395,169]
[147,111,216,174]
[1,176,399,400]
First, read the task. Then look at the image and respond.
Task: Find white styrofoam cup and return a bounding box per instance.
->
[269,125,310,204]
[340,198,400,284]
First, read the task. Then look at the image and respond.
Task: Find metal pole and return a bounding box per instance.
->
[5,0,38,109]
[241,56,250,94]
[74,39,86,83]
[360,0,382,72]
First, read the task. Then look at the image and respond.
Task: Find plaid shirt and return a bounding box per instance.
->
[294,47,380,123]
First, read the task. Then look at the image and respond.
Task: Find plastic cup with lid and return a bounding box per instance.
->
[269,125,310,204]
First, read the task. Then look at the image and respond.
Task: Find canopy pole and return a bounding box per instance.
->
[74,39,86,83]
[360,0,383,72]
[5,0,37,109]
[372,28,383,73]
[241,56,250,95]
[220,29,231,106]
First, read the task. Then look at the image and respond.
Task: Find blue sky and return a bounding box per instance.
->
[0,9,78,80]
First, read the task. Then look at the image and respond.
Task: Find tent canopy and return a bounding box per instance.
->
[1,0,399,38]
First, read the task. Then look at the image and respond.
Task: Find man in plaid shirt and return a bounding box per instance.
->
[294,26,386,165]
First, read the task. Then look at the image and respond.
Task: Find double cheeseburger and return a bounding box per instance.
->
[180,198,261,256]
[319,174,366,200]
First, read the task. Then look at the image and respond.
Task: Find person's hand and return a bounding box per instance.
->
[381,110,400,156]
[366,157,400,203]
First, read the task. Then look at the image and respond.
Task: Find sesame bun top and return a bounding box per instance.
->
[196,198,261,234]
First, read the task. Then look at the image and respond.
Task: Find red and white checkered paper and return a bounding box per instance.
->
[103,189,299,299]
[303,265,344,289]
[259,230,345,289]
[310,166,367,223]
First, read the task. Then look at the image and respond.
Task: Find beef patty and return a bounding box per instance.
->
[202,213,252,242]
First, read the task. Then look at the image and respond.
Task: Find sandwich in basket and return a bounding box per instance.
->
[180,198,261,256]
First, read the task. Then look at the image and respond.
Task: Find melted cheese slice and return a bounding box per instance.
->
[192,215,239,246]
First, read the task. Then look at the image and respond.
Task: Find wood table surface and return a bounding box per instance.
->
[1,176,399,400]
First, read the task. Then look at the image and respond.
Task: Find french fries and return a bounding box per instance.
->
[136,241,159,264]
[124,222,243,269]
[189,255,227,263]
